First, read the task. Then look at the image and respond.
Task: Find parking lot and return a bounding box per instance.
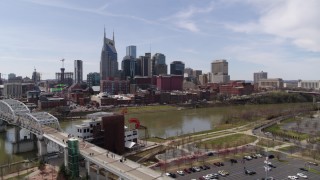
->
[171,154,320,180]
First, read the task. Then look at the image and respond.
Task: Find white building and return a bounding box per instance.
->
[75,119,101,140]
[211,59,230,83]
[298,80,320,90]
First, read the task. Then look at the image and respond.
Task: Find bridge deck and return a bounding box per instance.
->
[43,126,169,180]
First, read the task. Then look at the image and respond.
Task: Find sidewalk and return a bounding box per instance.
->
[2,167,38,180]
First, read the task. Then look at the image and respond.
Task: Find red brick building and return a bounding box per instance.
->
[219,81,254,96]
[100,78,129,95]
[156,75,183,91]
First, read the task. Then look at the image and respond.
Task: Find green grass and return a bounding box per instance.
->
[123,105,177,114]
[197,134,257,149]
[264,124,309,140]
[309,168,320,175]
[256,138,284,148]
[146,137,166,143]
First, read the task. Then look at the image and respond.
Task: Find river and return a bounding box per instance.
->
[0,103,310,173]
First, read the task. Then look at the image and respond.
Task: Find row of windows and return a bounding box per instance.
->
[77,128,93,133]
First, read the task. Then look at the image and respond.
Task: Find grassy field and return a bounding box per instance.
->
[118,105,177,114]
[197,134,257,149]
[256,138,284,148]
[264,123,309,140]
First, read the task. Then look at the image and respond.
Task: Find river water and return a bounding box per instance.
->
[0,103,309,171]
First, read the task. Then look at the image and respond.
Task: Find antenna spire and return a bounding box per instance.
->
[104,25,106,39]
[113,29,115,45]
[60,58,65,68]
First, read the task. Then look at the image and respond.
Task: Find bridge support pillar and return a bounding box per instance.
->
[86,160,90,175]
[104,171,109,180]
[96,165,100,180]
[37,139,47,156]
[64,147,68,168]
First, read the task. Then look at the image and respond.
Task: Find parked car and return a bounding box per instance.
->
[207,152,214,156]
[256,153,263,158]
[230,159,238,163]
[214,162,224,167]
[308,161,318,166]
[243,155,252,160]
[251,154,258,159]
[190,167,196,172]
[288,175,298,180]
[268,164,277,168]
[218,170,229,176]
[268,154,275,159]
[299,167,308,171]
[176,170,184,176]
[245,169,256,175]
[165,172,177,178]
[203,164,210,169]
[193,166,201,172]
[297,172,308,179]
[264,160,272,165]
[184,168,191,174]
[261,177,275,180]
[264,165,272,171]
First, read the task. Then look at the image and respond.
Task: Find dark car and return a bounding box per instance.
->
[308,161,319,166]
[165,172,177,178]
[207,152,214,156]
[245,169,256,175]
[214,162,224,167]
[251,154,258,159]
[184,168,191,174]
[230,159,238,163]
[268,154,275,159]
[268,164,277,168]
[190,167,196,172]
[299,167,308,171]
[203,164,210,169]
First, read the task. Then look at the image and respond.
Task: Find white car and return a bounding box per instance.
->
[264,160,272,165]
[288,175,298,179]
[264,165,272,171]
[297,172,307,178]
[176,170,184,176]
[193,166,201,172]
[256,153,263,158]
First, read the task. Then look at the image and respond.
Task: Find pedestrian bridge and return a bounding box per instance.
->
[0,99,170,180]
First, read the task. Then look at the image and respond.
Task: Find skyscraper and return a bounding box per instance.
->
[100,29,118,80]
[211,59,230,83]
[121,55,135,79]
[170,61,185,75]
[126,45,136,59]
[136,53,152,77]
[152,53,167,75]
[74,60,83,84]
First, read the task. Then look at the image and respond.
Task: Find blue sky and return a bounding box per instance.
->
[0,0,320,80]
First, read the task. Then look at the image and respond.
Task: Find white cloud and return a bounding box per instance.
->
[161,3,215,32]
[226,0,320,52]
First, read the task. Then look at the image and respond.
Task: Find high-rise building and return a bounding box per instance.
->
[74,60,83,84]
[121,55,135,79]
[87,72,100,87]
[211,59,230,83]
[152,53,167,75]
[253,71,268,84]
[136,53,152,77]
[126,45,136,59]
[184,68,193,77]
[100,29,118,80]
[193,70,202,78]
[170,61,185,75]
[8,73,16,80]
[32,68,41,84]
[199,74,208,85]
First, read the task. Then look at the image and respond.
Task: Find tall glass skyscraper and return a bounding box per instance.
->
[100,29,118,80]
[170,61,185,75]
[74,60,83,83]
[126,45,136,59]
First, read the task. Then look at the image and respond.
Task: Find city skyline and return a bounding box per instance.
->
[1,0,320,80]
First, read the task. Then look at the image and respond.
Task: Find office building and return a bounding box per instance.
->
[100,29,118,80]
[184,68,193,77]
[152,53,167,75]
[31,69,41,84]
[253,71,268,84]
[170,61,185,75]
[199,74,208,85]
[258,78,283,89]
[74,60,83,84]
[87,72,100,87]
[122,56,135,79]
[298,80,320,90]
[126,45,136,59]
[136,53,152,77]
[211,59,230,83]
